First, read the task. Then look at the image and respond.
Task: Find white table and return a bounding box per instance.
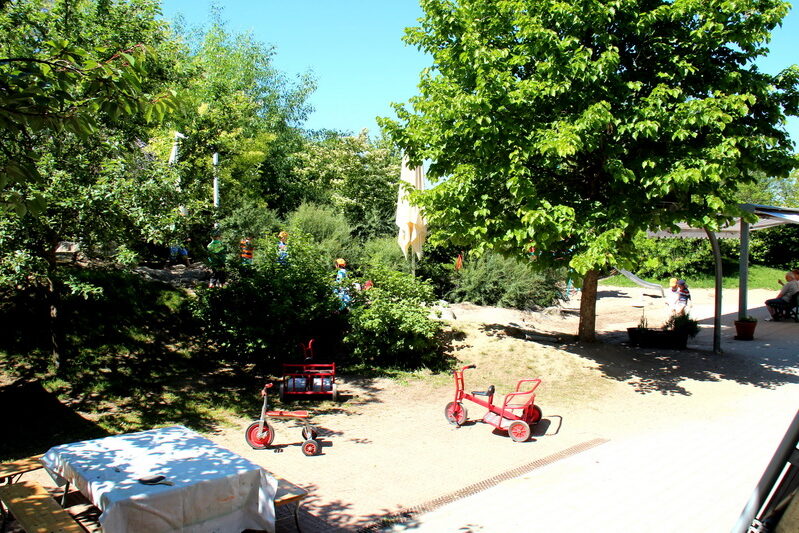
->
[42,426,277,533]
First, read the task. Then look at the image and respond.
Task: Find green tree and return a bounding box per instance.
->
[382,0,799,341]
[0,0,183,370]
[0,0,179,215]
[163,13,315,223]
[294,130,401,239]
[736,170,799,207]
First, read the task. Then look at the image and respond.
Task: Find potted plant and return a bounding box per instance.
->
[627,312,650,346]
[734,315,758,341]
[662,314,701,349]
[628,313,699,349]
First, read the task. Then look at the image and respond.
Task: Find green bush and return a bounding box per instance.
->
[360,237,408,272]
[285,203,357,266]
[448,252,561,310]
[191,235,340,367]
[216,200,281,243]
[634,237,714,278]
[357,239,461,300]
[750,225,799,270]
[344,266,442,369]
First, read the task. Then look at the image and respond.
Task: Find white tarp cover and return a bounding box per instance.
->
[648,205,799,239]
[396,154,427,259]
[42,426,277,533]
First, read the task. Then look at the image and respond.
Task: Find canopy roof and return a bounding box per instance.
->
[649,204,799,239]
[643,203,799,354]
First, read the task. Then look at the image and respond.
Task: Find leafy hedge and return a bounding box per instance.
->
[344,267,442,369]
[190,234,340,367]
[447,252,562,310]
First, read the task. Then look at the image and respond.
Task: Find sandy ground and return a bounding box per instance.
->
[209,285,797,531]
[20,285,799,532]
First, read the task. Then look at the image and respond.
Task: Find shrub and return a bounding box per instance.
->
[750,224,799,270]
[344,267,442,369]
[662,314,700,338]
[634,237,714,278]
[285,203,354,262]
[360,237,408,272]
[448,252,561,310]
[632,234,742,279]
[191,235,340,367]
[216,200,281,244]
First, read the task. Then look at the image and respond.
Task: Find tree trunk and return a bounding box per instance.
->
[44,239,65,373]
[47,275,63,372]
[578,269,599,342]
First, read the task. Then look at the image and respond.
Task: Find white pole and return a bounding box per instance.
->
[170,132,187,216]
[212,152,219,209]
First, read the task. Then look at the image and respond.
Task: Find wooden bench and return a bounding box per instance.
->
[0,480,84,533]
[0,455,44,485]
[273,475,309,532]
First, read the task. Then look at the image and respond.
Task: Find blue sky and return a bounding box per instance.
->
[159,1,799,145]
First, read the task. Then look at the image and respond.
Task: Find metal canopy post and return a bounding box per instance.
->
[739,219,750,321]
[704,228,723,354]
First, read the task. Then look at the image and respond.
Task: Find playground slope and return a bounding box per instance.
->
[18,286,797,532]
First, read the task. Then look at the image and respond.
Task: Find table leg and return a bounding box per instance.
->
[293,501,303,533]
[60,481,70,507]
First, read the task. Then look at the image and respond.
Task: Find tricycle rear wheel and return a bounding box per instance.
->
[444,402,467,426]
[508,420,531,442]
[529,404,543,424]
[245,421,275,449]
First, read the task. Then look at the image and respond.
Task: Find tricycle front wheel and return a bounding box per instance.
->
[508,420,531,442]
[301,439,320,456]
[444,402,467,426]
[245,421,275,449]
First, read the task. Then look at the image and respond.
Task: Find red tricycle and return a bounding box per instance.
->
[444,364,542,442]
[279,339,338,401]
[245,383,322,456]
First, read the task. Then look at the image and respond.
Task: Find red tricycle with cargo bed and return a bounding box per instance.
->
[278,339,338,401]
[444,364,542,442]
[245,383,322,456]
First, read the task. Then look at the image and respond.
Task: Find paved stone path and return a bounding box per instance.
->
[380,399,797,533]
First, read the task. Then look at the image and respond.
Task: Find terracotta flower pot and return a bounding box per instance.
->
[734,320,757,341]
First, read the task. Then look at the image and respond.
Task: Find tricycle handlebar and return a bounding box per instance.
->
[463,364,476,370]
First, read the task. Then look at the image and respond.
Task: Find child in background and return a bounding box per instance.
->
[206,234,226,288]
[240,236,254,265]
[674,279,691,315]
[333,258,351,309]
[277,231,289,264]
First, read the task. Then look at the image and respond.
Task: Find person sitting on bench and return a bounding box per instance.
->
[766,272,799,320]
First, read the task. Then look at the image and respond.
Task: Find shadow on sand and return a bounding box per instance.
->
[0,380,109,460]
[563,303,799,395]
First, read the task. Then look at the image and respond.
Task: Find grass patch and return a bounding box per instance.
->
[601,264,785,289]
